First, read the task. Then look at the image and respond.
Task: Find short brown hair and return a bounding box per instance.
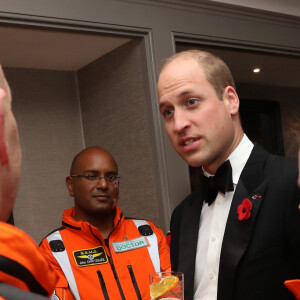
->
[161,50,236,100]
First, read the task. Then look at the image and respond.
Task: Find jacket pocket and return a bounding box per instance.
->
[127,265,142,300]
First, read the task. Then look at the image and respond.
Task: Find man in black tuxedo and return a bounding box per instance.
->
[157,50,300,300]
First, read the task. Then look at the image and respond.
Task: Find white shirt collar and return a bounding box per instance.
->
[228,134,254,185]
[202,134,253,184]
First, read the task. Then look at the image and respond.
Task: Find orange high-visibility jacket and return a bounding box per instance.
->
[39,206,171,300]
[285,280,300,300]
[0,222,57,297]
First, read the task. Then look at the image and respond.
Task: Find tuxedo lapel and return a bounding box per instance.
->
[178,189,204,299]
[218,145,269,300]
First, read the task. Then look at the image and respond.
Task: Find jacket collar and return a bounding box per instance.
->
[177,189,204,299]
[62,205,124,238]
[218,144,269,300]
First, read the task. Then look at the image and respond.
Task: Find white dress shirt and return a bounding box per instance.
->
[194,134,254,300]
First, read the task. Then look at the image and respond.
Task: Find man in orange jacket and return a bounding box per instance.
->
[40,147,171,300]
[0,66,58,299]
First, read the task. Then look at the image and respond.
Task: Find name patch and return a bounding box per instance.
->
[112,237,149,253]
[73,246,108,267]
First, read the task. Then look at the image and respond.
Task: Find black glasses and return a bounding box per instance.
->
[70,174,120,183]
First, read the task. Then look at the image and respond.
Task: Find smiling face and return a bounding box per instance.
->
[157,57,243,173]
[66,147,119,222]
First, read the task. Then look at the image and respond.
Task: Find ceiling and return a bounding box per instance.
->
[216,49,300,89]
[0,26,131,71]
[0,25,299,88]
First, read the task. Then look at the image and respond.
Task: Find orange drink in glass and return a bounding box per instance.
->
[149,271,184,299]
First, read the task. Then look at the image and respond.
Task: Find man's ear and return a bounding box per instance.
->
[223,86,240,116]
[66,176,74,197]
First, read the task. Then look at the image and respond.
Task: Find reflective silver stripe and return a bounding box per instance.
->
[132,220,160,273]
[47,231,81,300]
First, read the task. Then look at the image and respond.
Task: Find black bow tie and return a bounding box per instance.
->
[201,160,234,206]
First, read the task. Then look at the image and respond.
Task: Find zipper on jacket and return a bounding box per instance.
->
[97,270,110,300]
[89,226,126,300]
[127,265,142,300]
[107,255,126,300]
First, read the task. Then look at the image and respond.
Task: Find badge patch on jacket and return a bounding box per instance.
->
[73,246,108,267]
[112,236,149,253]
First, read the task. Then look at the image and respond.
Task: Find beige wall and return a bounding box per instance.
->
[5,67,84,242]
[77,39,160,225]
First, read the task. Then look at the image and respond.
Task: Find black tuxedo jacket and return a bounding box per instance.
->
[170,145,300,300]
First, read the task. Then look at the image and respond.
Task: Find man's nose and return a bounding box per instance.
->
[173,109,190,134]
[96,177,108,189]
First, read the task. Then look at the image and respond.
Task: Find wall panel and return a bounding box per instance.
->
[5,68,84,242]
[77,39,161,226]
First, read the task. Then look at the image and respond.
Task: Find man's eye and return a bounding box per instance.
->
[187,98,197,106]
[106,176,116,182]
[163,108,174,117]
[87,174,97,180]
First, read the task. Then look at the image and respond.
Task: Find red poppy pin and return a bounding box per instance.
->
[237,198,252,221]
